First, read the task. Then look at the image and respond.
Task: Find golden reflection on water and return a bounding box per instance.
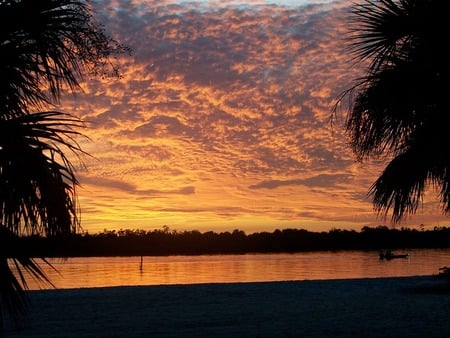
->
[12,249,450,290]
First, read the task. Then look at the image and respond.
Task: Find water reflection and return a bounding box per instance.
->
[12,249,450,290]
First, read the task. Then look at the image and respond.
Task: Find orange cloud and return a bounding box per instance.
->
[55,0,448,234]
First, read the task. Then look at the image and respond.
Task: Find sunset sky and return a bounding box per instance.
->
[58,0,448,234]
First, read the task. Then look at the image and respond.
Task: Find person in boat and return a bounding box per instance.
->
[379,250,409,260]
[379,250,393,259]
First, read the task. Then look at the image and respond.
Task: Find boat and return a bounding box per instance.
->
[379,250,409,260]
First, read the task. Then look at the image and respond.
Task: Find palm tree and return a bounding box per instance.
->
[335,0,448,222]
[0,0,128,328]
[0,112,86,328]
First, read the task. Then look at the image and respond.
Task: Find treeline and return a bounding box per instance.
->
[6,225,450,257]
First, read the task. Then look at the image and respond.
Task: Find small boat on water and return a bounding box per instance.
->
[379,250,409,260]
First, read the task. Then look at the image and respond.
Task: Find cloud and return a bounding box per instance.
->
[132,115,192,138]
[249,173,351,189]
[54,0,445,233]
[80,175,195,196]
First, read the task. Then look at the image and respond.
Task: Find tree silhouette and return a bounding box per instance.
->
[335,0,447,222]
[0,0,128,328]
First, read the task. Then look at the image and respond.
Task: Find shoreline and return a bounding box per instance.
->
[4,276,450,337]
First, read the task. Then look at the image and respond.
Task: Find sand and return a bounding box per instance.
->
[2,276,450,337]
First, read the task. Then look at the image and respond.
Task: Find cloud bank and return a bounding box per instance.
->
[57,0,446,233]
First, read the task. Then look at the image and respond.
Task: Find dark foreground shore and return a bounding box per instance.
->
[3,276,450,337]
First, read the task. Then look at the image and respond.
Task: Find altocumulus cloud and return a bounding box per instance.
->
[55,0,446,232]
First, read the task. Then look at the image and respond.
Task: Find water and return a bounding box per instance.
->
[17,249,450,290]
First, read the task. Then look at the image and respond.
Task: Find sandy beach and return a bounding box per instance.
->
[3,276,450,337]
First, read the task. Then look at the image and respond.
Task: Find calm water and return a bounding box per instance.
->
[17,249,450,290]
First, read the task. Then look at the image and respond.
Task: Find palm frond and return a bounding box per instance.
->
[347,0,417,73]
[335,0,449,222]
[370,148,429,222]
[347,60,429,160]
[0,0,128,329]
[0,0,129,116]
[0,227,58,328]
[0,257,29,329]
[0,111,87,236]
[0,111,87,327]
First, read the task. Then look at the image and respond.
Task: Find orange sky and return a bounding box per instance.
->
[57,0,448,234]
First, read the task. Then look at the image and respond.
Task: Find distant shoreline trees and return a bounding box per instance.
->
[7,226,450,257]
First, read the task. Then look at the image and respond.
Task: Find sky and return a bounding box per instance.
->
[57,0,448,234]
